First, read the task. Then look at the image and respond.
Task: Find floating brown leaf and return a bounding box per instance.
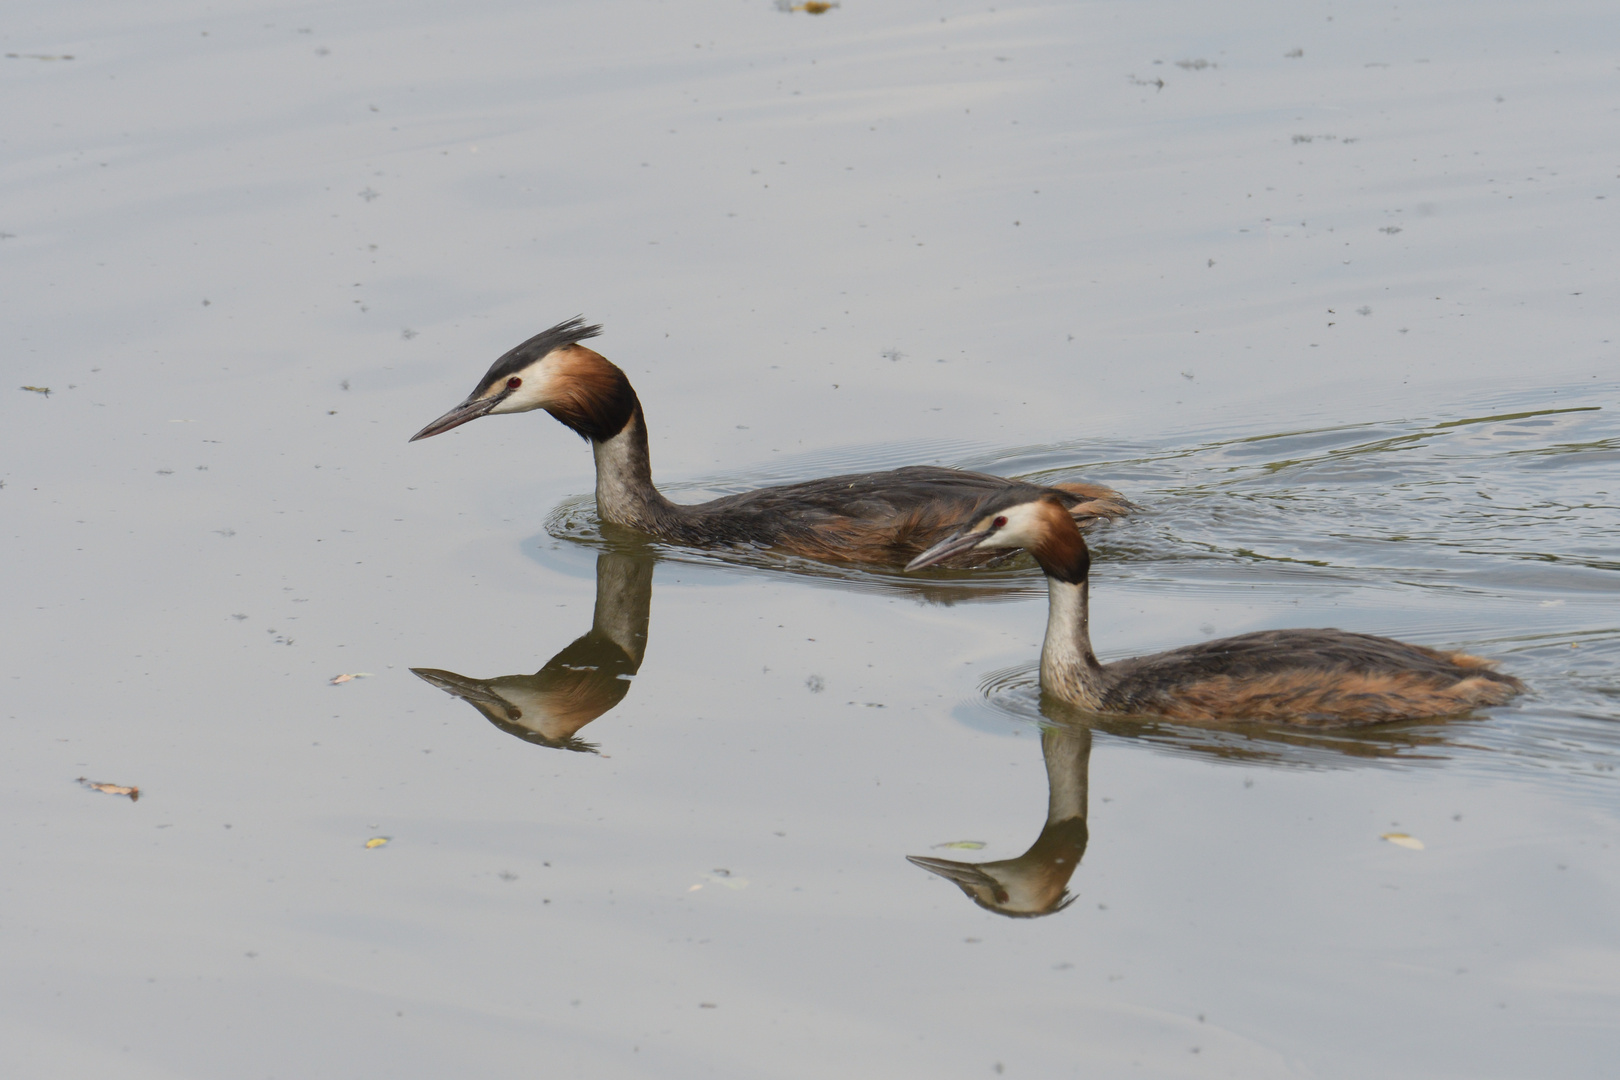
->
[76,777,139,801]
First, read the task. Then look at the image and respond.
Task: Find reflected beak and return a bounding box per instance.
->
[410,667,522,722]
[409,392,504,441]
[906,855,1003,892]
[904,527,993,571]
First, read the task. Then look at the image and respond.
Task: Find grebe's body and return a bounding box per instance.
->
[411,319,1131,567]
[908,496,1524,727]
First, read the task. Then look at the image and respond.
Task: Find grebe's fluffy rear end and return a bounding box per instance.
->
[907,495,1523,727]
[410,318,1132,567]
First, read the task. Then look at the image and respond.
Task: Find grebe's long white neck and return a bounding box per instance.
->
[1040,575,1105,709]
[589,402,678,533]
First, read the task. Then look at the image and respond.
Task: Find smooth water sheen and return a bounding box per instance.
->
[4,1,1617,1077]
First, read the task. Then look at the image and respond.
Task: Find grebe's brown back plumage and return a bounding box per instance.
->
[410,318,1133,566]
[907,494,1524,727]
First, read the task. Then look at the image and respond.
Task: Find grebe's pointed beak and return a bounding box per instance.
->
[905,527,993,571]
[409,392,504,442]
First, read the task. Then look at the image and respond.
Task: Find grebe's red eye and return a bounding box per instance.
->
[506,376,522,390]
[992,515,1008,528]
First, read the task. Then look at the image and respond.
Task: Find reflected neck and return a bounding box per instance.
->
[590,552,654,668]
[1040,725,1091,825]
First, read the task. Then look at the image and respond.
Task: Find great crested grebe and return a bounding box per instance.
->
[907,494,1524,726]
[410,318,1132,566]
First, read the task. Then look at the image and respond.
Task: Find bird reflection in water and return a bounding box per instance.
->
[411,549,653,753]
[909,724,1092,918]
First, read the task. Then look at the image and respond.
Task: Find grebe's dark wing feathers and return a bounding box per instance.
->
[1099,629,1524,727]
[1113,629,1469,681]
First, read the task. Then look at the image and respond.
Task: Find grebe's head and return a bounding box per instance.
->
[905,495,1087,581]
[410,317,637,443]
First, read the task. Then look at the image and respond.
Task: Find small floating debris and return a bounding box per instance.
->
[775,0,838,12]
[21,386,50,396]
[365,836,390,849]
[329,672,373,685]
[1381,832,1425,850]
[931,840,986,851]
[690,868,749,891]
[76,777,139,801]
[6,53,75,61]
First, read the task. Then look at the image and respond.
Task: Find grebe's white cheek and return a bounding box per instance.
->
[979,526,1026,551]
[993,504,1048,549]
[488,367,557,414]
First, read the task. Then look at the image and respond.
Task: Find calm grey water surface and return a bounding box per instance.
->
[4,1,1618,1077]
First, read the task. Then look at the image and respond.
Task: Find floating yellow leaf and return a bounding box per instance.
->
[932,840,986,850]
[21,385,51,395]
[329,672,373,685]
[76,777,139,801]
[365,836,390,849]
[1381,832,1425,850]
[799,1,837,12]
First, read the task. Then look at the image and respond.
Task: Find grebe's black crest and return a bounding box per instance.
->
[471,316,603,398]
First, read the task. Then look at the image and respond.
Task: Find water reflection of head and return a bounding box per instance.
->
[908,724,1091,918]
[411,549,654,753]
